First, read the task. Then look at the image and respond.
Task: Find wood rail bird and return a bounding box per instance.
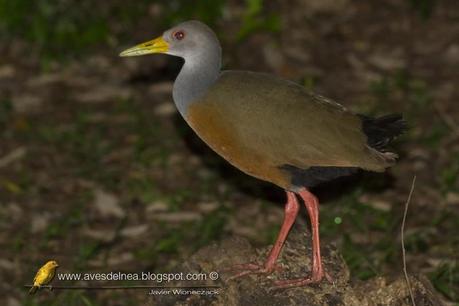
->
[29,260,59,294]
[120,20,406,288]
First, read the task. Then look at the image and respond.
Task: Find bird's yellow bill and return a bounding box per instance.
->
[119,36,169,57]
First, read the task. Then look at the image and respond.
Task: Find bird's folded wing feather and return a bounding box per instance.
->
[199,71,388,171]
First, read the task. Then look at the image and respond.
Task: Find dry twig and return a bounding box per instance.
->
[401,176,417,306]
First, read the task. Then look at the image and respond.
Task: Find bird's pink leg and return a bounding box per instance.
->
[273,187,331,288]
[225,191,300,280]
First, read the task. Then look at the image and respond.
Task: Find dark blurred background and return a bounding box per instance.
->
[0,0,458,305]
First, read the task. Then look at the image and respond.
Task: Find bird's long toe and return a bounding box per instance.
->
[270,269,333,290]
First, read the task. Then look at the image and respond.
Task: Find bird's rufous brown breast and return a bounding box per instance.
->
[186,101,292,189]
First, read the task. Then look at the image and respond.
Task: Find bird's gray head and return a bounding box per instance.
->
[119,20,221,61]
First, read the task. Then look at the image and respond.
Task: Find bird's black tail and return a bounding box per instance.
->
[359,113,407,151]
[29,286,38,295]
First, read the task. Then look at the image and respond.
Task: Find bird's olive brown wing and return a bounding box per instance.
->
[199,71,388,171]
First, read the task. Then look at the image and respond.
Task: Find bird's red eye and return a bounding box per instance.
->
[173,30,185,40]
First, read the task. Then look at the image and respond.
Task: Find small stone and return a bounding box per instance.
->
[6,297,20,306]
[446,192,459,205]
[197,202,219,213]
[83,227,117,242]
[27,73,62,87]
[107,252,134,266]
[75,85,130,104]
[0,65,15,79]
[149,82,173,95]
[152,212,202,222]
[154,101,176,116]
[146,201,169,213]
[12,94,42,113]
[93,189,125,218]
[0,147,26,168]
[0,258,15,271]
[30,214,50,233]
[120,224,149,238]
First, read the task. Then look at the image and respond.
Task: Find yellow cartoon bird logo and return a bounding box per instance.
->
[29,260,59,294]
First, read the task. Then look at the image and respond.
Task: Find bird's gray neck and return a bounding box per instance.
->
[172,47,221,116]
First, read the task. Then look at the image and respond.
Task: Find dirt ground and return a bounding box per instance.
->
[0,0,458,305]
